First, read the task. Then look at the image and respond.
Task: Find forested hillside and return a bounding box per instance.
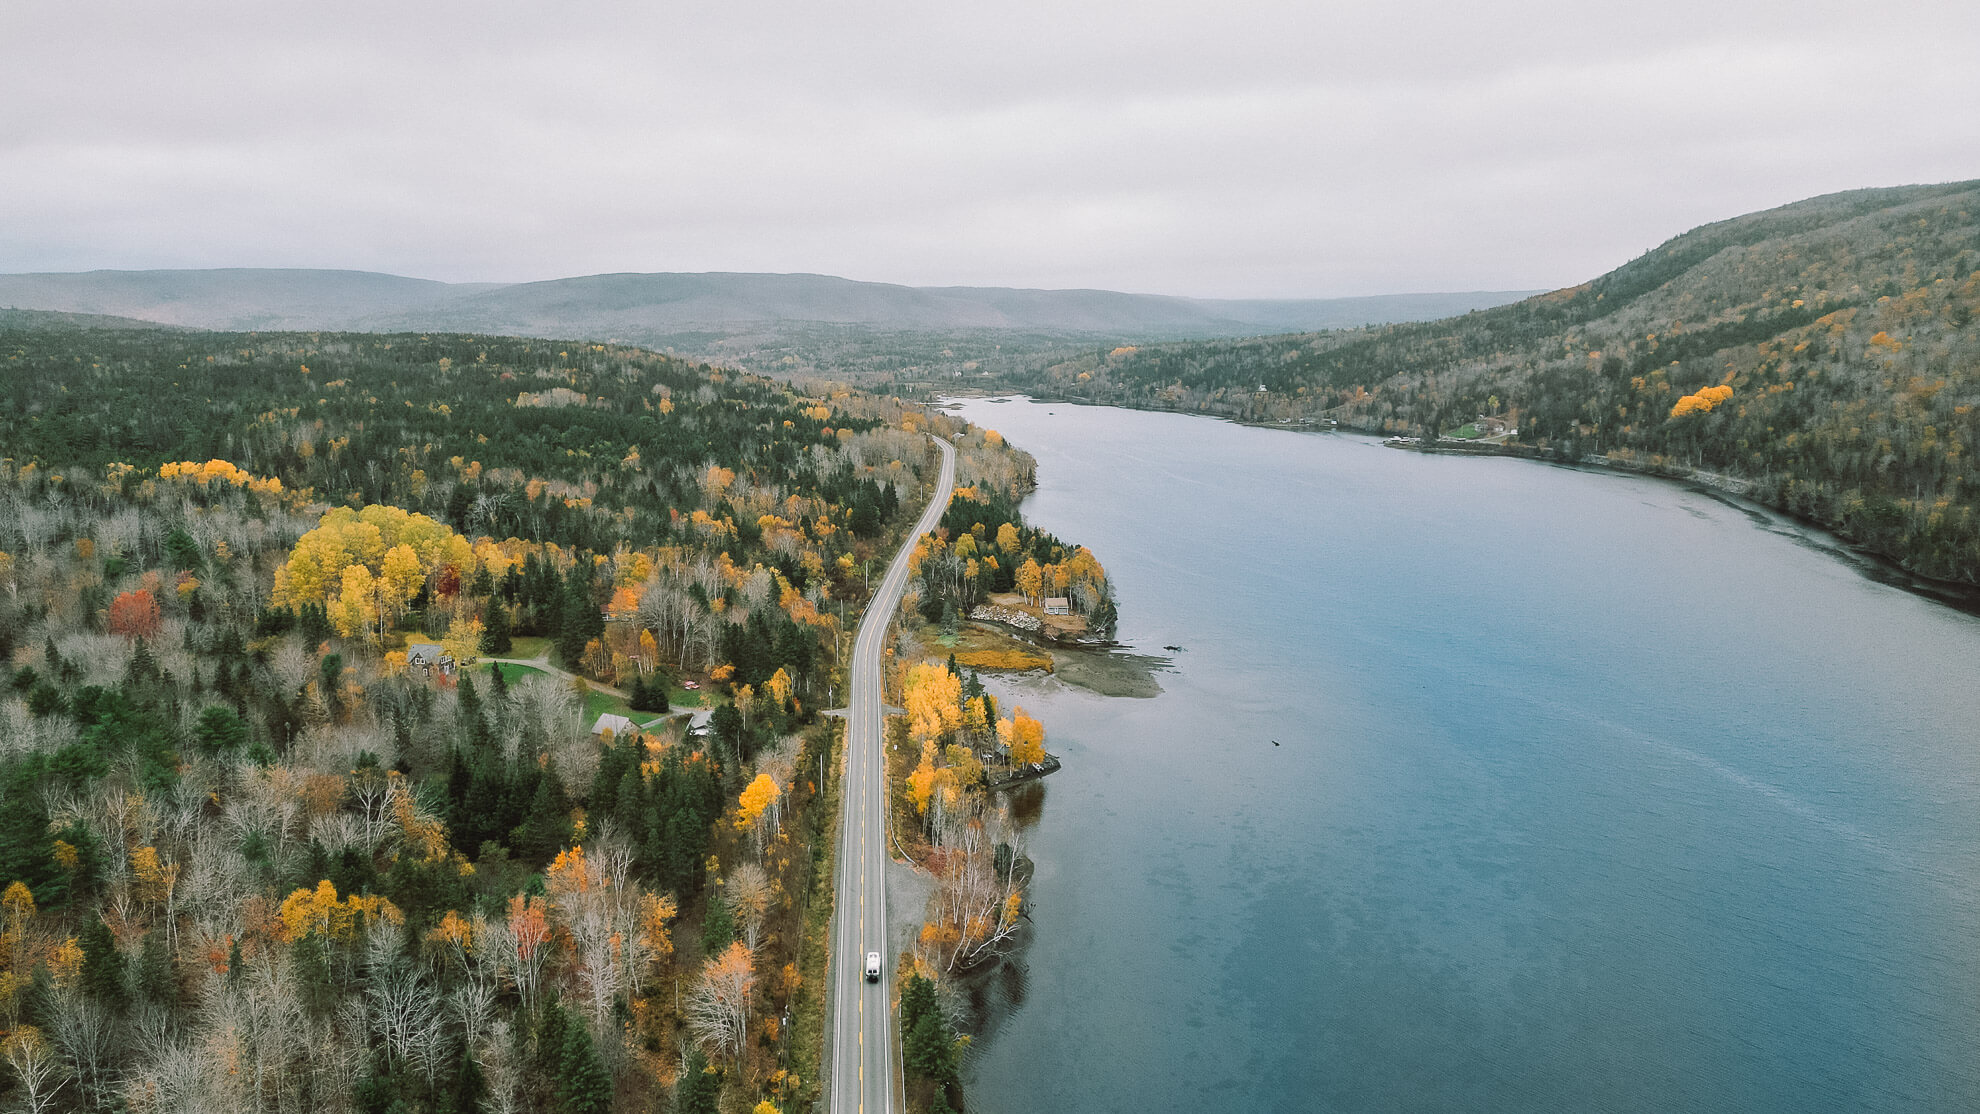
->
[0,322,1067,1113]
[1015,181,1980,584]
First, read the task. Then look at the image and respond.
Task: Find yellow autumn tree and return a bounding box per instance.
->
[903,662,963,745]
[131,845,177,912]
[157,458,284,496]
[379,543,425,624]
[906,741,957,818]
[1000,706,1046,766]
[280,879,353,942]
[0,882,32,977]
[48,938,82,985]
[1015,558,1044,605]
[737,774,780,828]
[944,744,984,789]
[443,618,485,669]
[616,551,654,587]
[272,504,472,611]
[472,538,516,580]
[737,773,782,852]
[2,882,33,938]
[1670,383,1734,418]
[278,879,402,943]
[391,775,452,863]
[328,564,382,641]
[429,909,475,970]
[765,667,793,707]
[273,509,386,607]
[639,891,678,966]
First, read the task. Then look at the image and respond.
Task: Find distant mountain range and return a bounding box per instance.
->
[0,267,1536,342]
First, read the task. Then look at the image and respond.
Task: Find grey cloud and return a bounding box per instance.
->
[3,0,1976,297]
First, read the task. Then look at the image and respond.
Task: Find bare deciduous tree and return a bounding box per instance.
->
[367,961,447,1083]
[684,942,754,1063]
[476,1019,523,1114]
[725,863,772,953]
[3,1026,69,1114]
[47,990,117,1109]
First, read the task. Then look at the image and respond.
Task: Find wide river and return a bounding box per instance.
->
[942,397,1980,1113]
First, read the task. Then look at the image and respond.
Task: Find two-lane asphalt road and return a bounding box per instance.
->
[828,434,955,1114]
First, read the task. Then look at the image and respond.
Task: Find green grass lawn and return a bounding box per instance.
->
[501,635,553,661]
[582,678,714,729]
[481,661,712,729]
[580,685,642,727]
[1445,422,1481,439]
[485,662,546,686]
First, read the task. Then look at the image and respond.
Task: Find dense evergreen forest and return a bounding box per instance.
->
[1002,181,1980,584]
[0,323,1068,1113]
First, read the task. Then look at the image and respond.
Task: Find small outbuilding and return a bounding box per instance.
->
[1043,597,1071,615]
[592,713,636,739]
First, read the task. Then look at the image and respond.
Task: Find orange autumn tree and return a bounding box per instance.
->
[607,584,642,621]
[108,588,161,640]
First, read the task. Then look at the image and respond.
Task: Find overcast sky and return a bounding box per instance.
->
[3,1,1976,299]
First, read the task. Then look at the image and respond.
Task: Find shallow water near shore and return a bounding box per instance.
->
[945,397,1980,1113]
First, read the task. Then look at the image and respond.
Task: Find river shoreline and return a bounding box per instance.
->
[943,392,1980,617]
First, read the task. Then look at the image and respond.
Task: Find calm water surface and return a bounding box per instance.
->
[945,398,1980,1113]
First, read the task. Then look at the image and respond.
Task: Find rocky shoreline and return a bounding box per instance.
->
[969,602,1041,632]
[968,603,1115,647]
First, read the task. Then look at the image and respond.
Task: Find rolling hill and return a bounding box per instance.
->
[0,267,1532,346]
[0,268,502,332]
[1008,181,1980,585]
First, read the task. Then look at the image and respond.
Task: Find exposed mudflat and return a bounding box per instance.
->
[1047,647,1169,698]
